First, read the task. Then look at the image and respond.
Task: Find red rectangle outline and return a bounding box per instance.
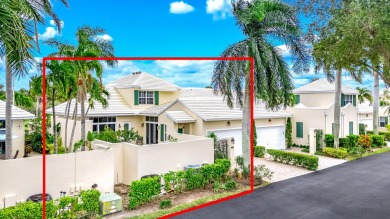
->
[41,57,255,219]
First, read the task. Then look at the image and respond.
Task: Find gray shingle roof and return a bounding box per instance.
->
[178,88,291,121]
[294,78,358,94]
[139,101,176,116]
[166,111,196,123]
[0,100,35,120]
[46,85,141,117]
[107,72,181,91]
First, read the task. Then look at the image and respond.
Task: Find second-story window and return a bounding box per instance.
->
[343,95,353,106]
[139,91,154,104]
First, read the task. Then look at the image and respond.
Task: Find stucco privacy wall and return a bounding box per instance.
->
[0,149,114,205]
[204,118,286,135]
[12,120,25,158]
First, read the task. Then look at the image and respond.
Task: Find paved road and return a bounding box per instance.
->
[174,152,390,219]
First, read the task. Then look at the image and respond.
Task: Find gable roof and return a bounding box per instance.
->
[178,88,291,121]
[166,111,196,123]
[46,85,141,117]
[107,72,181,91]
[294,79,358,94]
[139,101,177,116]
[0,100,35,120]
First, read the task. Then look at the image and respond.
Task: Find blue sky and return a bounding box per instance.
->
[0,0,384,91]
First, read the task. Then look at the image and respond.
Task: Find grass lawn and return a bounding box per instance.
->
[127,182,270,219]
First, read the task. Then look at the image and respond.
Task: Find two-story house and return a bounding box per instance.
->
[49,72,292,156]
[287,79,359,146]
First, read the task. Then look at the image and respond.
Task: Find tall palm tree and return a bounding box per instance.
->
[0,0,67,159]
[46,26,116,151]
[212,0,310,166]
[356,87,373,104]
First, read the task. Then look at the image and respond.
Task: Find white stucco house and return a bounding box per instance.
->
[0,100,35,159]
[287,79,359,145]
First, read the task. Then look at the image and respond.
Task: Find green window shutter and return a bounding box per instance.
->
[341,94,345,107]
[134,90,139,105]
[296,122,303,138]
[160,124,165,141]
[178,128,183,134]
[353,95,356,107]
[349,122,353,135]
[154,91,159,105]
[386,117,389,125]
[295,95,300,104]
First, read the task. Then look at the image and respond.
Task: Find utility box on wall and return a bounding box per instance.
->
[99,193,123,216]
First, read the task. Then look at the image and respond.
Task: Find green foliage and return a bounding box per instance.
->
[378,132,390,141]
[315,129,324,150]
[371,135,385,147]
[359,123,366,135]
[253,122,257,147]
[185,168,207,191]
[339,137,350,148]
[348,145,366,157]
[215,159,231,174]
[301,148,309,153]
[129,176,162,210]
[324,134,334,147]
[80,189,101,216]
[94,127,141,144]
[323,147,348,159]
[254,146,266,158]
[235,156,244,167]
[159,200,172,209]
[267,149,319,170]
[162,171,176,192]
[286,118,293,148]
[73,139,84,152]
[347,134,359,149]
[224,179,237,191]
[386,124,390,132]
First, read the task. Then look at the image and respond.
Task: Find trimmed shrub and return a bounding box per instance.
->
[267,149,319,170]
[358,135,372,149]
[80,189,101,217]
[378,132,390,141]
[159,200,172,209]
[347,134,359,149]
[128,176,161,209]
[324,134,334,147]
[339,137,350,148]
[215,159,231,174]
[225,179,237,190]
[366,130,374,135]
[323,147,348,159]
[254,146,266,158]
[371,135,385,147]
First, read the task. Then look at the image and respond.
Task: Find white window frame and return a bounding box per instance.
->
[123,122,132,131]
[139,91,154,105]
[91,117,116,133]
[379,117,387,127]
[344,95,353,106]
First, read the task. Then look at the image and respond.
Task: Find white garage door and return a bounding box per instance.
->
[211,125,285,156]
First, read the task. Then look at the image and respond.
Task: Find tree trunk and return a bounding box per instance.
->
[64,100,71,152]
[5,58,13,159]
[69,101,78,153]
[242,75,251,168]
[373,71,379,134]
[80,95,86,151]
[52,89,57,154]
[334,69,342,148]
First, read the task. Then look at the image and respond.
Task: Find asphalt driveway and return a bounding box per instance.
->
[174,152,390,219]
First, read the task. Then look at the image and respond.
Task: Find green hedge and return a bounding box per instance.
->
[379,132,390,141]
[339,137,350,148]
[129,176,162,210]
[131,159,231,209]
[371,135,385,147]
[267,149,318,170]
[323,147,348,159]
[324,134,334,147]
[0,189,99,219]
[254,146,266,158]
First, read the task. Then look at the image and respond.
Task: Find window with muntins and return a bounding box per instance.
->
[343,95,353,106]
[90,117,116,132]
[139,91,154,104]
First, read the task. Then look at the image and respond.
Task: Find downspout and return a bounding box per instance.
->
[341,112,345,137]
[324,112,328,134]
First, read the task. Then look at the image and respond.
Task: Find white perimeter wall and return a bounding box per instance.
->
[0,149,114,206]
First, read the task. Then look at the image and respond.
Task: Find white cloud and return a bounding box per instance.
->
[95,34,113,41]
[170,1,194,14]
[102,61,140,84]
[206,0,231,20]
[38,20,64,40]
[275,44,290,57]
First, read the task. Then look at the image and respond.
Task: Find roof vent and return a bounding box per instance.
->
[132,71,142,75]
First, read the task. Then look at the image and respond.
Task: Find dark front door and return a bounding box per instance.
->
[146,123,158,144]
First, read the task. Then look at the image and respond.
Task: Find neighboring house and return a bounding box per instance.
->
[48,72,291,156]
[358,102,389,132]
[0,100,35,159]
[287,79,359,146]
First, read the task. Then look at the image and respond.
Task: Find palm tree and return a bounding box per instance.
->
[212,0,310,166]
[356,87,373,104]
[46,26,116,151]
[0,0,67,159]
